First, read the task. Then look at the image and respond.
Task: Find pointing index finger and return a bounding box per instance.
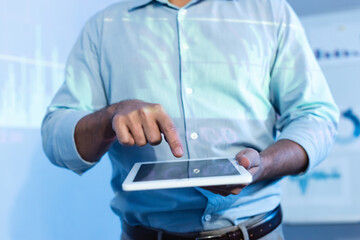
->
[156,112,183,158]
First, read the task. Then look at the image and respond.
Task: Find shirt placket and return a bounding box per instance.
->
[177,8,199,159]
[176,7,217,230]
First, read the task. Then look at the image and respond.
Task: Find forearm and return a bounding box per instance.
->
[74,99,184,163]
[258,139,308,182]
[75,105,117,163]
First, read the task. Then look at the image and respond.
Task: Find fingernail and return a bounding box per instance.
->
[174,147,183,157]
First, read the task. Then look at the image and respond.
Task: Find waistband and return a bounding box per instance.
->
[122,205,282,240]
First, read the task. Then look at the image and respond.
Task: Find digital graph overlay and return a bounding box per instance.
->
[337,109,360,144]
[0,26,64,128]
[314,49,360,61]
[289,169,341,195]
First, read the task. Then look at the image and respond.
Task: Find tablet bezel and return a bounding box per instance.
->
[122,157,253,191]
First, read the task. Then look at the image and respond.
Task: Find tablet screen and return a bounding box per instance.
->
[133,158,240,182]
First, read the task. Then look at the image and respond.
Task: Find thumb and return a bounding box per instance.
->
[235,148,260,169]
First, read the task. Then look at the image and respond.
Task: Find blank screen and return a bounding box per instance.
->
[133,158,240,182]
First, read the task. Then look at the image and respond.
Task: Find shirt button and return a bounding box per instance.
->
[185,88,193,94]
[179,9,187,16]
[204,214,212,221]
[182,43,189,50]
[190,132,198,140]
[178,10,187,21]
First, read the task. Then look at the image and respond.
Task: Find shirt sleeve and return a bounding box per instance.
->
[41,14,107,175]
[269,1,340,172]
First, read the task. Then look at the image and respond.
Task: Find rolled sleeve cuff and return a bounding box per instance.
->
[53,110,97,175]
[276,118,335,173]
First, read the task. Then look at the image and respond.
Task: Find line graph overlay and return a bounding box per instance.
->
[0,26,64,128]
[0,54,65,69]
[282,155,353,207]
[289,170,341,195]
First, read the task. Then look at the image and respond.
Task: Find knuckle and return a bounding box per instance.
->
[113,114,133,129]
[119,138,134,146]
[128,110,140,120]
[147,135,162,146]
[163,124,177,135]
[135,140,147,147]
[112,113,125,124]
[131,129,147,146]
[138,108,149,118]
[152,103,163,111]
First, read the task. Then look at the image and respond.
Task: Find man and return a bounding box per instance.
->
[41,0,339,239]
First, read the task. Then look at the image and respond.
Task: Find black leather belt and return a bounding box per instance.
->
[122,206,282,240]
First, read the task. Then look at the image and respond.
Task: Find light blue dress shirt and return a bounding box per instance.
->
[41,0,339,233]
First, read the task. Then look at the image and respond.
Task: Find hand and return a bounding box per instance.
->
[111,99,184,157]
[202,148,263,196]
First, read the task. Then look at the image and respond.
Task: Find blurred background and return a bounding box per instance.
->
[0,0,360,239]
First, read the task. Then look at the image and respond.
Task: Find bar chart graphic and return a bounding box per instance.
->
[0,26,65,128]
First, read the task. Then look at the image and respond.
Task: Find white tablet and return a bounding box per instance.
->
[122,157,252,191]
